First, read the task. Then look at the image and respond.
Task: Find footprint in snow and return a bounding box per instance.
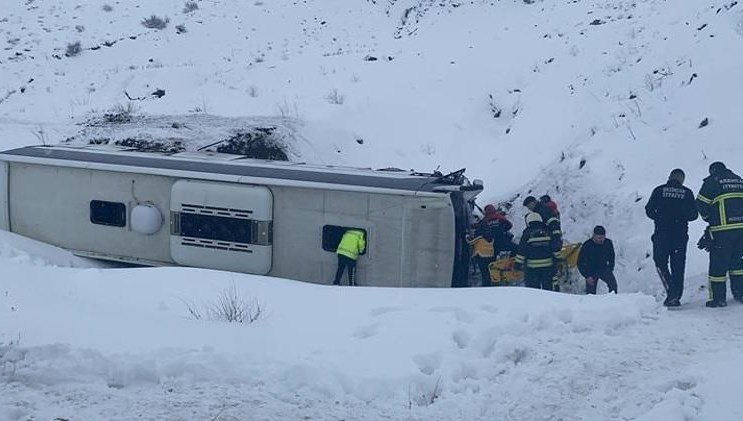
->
[429,306,475,323]
[352,323,379,339]
[369,306,403,317]
[412,352,441,376]
[451,329,471,349]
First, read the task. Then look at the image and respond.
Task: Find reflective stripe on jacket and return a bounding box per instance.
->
[514,224,555,270]
[337,230,366,260]
[696,169,743,233]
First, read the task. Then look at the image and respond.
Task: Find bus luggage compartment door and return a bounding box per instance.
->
[170,180,273,274]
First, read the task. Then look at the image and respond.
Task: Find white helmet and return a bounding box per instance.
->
[525,212,543,225]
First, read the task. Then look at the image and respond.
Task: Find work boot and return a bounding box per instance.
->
[707,282,727,307]
[665,298,680,307]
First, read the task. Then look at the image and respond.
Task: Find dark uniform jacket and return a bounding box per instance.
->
[514,222,554,271]
[533,202,562,253]
[474,218,516,254]
[577,239,615,278]
[696,169,743,233]
[645,179,698,235]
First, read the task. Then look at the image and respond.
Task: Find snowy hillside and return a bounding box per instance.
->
[2,0,743,419]
[2,0,742,294]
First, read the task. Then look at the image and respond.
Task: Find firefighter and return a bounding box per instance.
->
[645,168,699,307]
[578,225,618,294]
[523,196,562,247]
[524,195,563,290]
[514,212,555,291]
[333,229,366,286]
[540,194,560,216]
[696,161,743,308]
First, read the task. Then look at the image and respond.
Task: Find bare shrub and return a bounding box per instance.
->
[183,1,199,13]
[183,284,263,324]
[326,88,345,105]
[65,41,82,57]
[276,99,299,118]
[0,334,26,377]
[102,4,113,12]
[176,24,187,34]
[215,128,288,160]
[103,102,138,123]
[141,15,170,30]
[488,94,502,118]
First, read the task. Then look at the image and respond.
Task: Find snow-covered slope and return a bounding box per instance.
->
[2,0,743,419]
[2,0,742,294]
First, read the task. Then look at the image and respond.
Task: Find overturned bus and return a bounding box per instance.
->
[0,145,482,287]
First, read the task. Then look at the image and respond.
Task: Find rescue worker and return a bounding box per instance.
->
[333,229,366,286]
[524,195,563,291]
[577,225,618,294]
[540,194,560,216]
[514,212,555,291]
[696,161,743,308]
[645,168,699,307]
[469,204,517,286]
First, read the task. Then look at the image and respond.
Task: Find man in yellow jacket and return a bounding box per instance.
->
[333,229,366,286]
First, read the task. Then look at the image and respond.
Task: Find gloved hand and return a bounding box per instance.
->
[697,227,712,252]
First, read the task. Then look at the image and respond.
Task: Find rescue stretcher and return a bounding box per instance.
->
[488,242,582,286]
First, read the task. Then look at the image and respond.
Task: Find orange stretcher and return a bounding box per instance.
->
[488,242,582,285]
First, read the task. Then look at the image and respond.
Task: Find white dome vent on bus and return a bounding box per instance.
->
[131,204,163,235]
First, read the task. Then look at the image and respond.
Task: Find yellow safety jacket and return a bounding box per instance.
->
[337,230,366,260]
[468,235,495,258]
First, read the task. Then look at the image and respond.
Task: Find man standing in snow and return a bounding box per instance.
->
[333,229,366,286]
[645,168,698,307]
[578,225,618,294]
[696,161,743,307]
[514,212,556,291]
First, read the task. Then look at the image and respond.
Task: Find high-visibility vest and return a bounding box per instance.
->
[337,230,366,260]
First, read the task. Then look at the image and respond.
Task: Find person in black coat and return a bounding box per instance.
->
[645,168,699,307]
[578,225,618,294]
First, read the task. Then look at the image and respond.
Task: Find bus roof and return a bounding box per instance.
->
[0,145,479,195]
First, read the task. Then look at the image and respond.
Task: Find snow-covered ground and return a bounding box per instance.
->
[2,233,743,421]
[2,0,743,419]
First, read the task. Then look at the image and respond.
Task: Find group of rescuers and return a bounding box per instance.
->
[468,194,617,295]
[330,160,743,308]
[465,160,743,308]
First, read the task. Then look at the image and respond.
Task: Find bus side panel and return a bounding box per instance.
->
[0,161,8,231]
[269,186,410,287]
[8,163,174,264]
[400,196,456,288]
